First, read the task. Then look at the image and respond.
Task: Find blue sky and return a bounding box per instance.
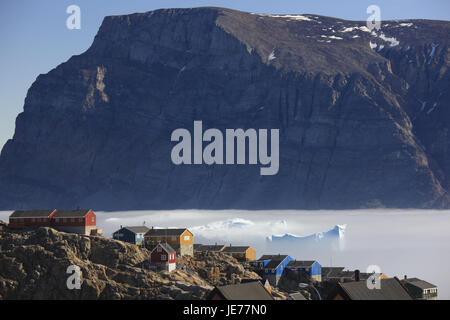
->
[0,0,449,150]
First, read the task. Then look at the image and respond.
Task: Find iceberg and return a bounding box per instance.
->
[266,224,347,250]
[191,218,254,231]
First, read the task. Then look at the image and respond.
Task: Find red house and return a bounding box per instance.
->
[8,210,56,228]
[8,209,100,235]
[51,209,98,235]
[150,243,176,272]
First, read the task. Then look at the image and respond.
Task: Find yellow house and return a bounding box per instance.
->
[222,246,256,261]
[144,228,194,256]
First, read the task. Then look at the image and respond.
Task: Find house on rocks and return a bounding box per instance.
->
[8,209,101,236]
[113,226,149,245]
[150,242,177,272]
[261,254,293,287]
[286,260,322,282]
[145,227,193,256]
[222,245,256,261]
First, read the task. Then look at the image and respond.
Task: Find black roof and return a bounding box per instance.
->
[116,226,149,234]
[404,278,437,290]
[145,228,190,236]
[196,244,225,252]
[258,254,287,261]
[287,260,316,268]
[152,242,176,254]
[209,281,274,300]
[322,267,345,278]
[222,246,252,253]
[10,210,55,218]
[53,210,91,218]
[333,270,374,281]
[338,278,412,300]
[264,257,288,269]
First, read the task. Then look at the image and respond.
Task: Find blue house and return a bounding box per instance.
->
[113,226,149,245]
[262,255,293,286]
[250,255,277,268]
[286,260,322,282]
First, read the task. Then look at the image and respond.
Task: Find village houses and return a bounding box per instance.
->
[144,227,194,256]
[8,209,101,236]
[113,226,149,245]
[150,242,177,272]
[221,245,256,261]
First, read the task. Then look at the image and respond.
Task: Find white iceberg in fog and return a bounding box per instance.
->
[191,218,254,231]
[271,220,287,228]
[267,224,346,250]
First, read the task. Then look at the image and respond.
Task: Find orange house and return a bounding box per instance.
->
[222,246,256,261]
[144,228,194,256]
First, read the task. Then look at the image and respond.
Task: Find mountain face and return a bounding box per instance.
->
[1,7,449,210]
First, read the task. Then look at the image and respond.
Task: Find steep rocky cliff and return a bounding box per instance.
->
[0,7,449,209]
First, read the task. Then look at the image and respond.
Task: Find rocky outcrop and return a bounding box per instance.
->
[0,8,449,209]
[0,222,213,299]
[177,251,261,286]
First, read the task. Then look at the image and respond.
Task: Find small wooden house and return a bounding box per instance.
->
[401,277,438,300]
[222,245,256,261]
[51,209,98,235]
[286,260,322,282]
[145,228,193,256]
[113,226,149,245]
[262,254,293,286]
[150,243,176,272]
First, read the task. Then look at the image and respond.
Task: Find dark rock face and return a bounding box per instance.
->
[0,7,449,210]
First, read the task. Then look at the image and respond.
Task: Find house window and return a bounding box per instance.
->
[91,217,95,222]
[184,235,190,241]
[161,255,166,261]
[157,247,162,252]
